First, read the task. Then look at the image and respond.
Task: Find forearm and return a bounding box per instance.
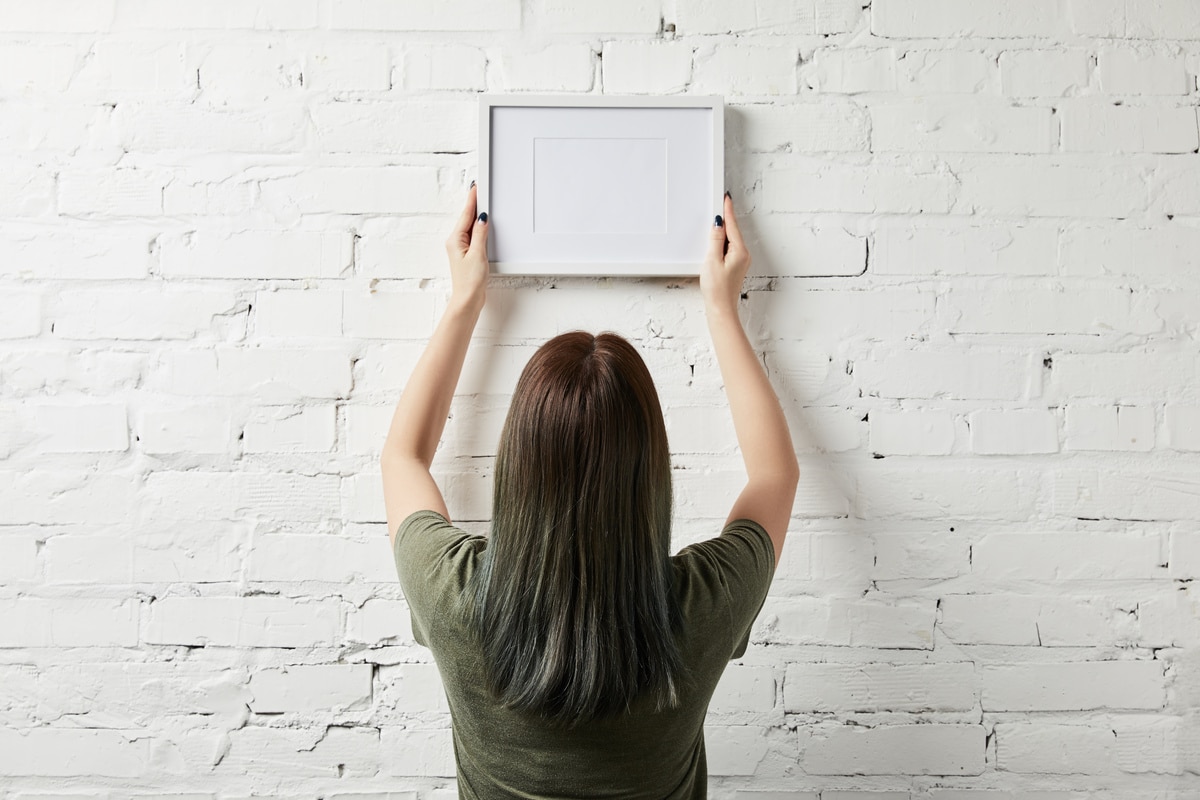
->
[705,302,800,481]
[381,297,482,467]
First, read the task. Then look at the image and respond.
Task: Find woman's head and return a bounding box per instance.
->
[473,330,682,727]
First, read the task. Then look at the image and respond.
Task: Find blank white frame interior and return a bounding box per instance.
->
[478,94,725,277]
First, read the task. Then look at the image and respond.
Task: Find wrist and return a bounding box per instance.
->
[704,297,741,325]
[447,291,485,318]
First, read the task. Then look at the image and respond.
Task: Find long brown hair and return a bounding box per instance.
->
[471,330,683,728]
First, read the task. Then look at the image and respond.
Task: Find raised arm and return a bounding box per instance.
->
[381,184,489,546]
[700,194,800,566]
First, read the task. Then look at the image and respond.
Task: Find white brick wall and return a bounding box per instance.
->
[1,0,1197,795]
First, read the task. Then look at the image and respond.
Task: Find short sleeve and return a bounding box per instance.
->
[392,509,485,648]
[675,518,777,659]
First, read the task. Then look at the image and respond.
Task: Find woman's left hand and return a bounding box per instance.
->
[444,183,490,312]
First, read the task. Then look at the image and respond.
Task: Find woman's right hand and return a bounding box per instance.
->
[700,193,751,316]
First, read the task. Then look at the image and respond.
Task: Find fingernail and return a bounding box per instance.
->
[470,179,476,189]
[478,211,488,223]
[714,214,723,227]
[724,190,730,199]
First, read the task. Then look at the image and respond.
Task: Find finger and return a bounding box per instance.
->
[707,211,727,259]
[722,194,746,251]
[467,210,489,258]
[450,184,478,244]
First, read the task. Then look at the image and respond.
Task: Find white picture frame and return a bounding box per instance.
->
[478,94,725,277]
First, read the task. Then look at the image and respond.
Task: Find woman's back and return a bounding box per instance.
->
[394,509,776,799]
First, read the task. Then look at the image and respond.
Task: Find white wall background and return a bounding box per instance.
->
[2,0,1199,796]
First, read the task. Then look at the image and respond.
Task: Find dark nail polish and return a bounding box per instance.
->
[470,179,476,189]
[714,214,723,227]
[478,211,488,223]
[724,190,730,199]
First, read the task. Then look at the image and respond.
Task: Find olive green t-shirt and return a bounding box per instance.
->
[392,509,777,799]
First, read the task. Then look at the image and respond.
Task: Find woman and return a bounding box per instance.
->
[380,184,799,798]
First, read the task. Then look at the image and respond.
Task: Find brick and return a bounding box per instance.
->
[496,45,594,92]
[1061,103,1198,153]
[389,662,450,713]
[312,98,474,154]
[601,41,692,94]
[1152,157,1200,216]
[873,222,1055,276]
[541,0,659,33]
[742,218,865,277]
[969,408,1058,455]
[51,287,243,340]
[305,42,390,92]
[0,0,114,32]
[381,727,455,776]
[112,102,309,153]
[246,533,393,583]
[57,168,167,216]
[995,719,1181,774]
[141,470,341,523]
[1137,584,1200,647]
[868,409,955,455]
[0,290,41,337]
[704,725,769,776]
[804,47,896,93]
[0,728,148,776]
[760,596,935,648]
[941,285,1160,335]
[784,662,976,712]
[243,405,336,453]
[897,49,993,94]
[26,263,155,319]
[1051,351,1198,402]
[198,41,302,100]
[856,465,1035,521]
[678,0,861,35]
[873,0,1065,37]
[352,598,415,644]
[999,49,1091,97]
[258,166,439,215]
[33,402,129,453]
[342,288,437,339]
[1064,404,1155,451]
[802,723,985,775]
[763,160,953,214]
[217,725,379,778]
[0,163,56,217]
[956,158,1147,218]
[112,0,319,29]
[399,44,486,92]
[695,43,799,96]
[854,347,1040,401]
[738,101,869,153]
[1169,531,1200,578]
[756,285,936,344]
[1165,405,1200,450]
[145,597,339,647]
[72,40,193,96]
[1060,224,1200,281]
[1068,0,1126,36]
[711,665,776,713]
[138,402,233,454]
[331,0,520,31]
[0,101,107,154]
[254,288,343,338]
[972,532,1165,580]
[939,594,1123,646]
[1099,46,1190,95]
[0,597,138,647]
[0,535,37,582]
[873,529,970,579]
[1126,0,1200,38]
[249,665,372,712]
[871,102,1053,153]
[0,43,78,93]
[981,661,1164,711]
[155,346,352,401]
[1052,468,1200,521]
